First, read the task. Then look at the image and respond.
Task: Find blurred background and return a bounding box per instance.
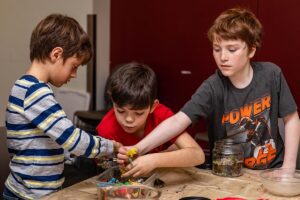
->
[1,0,300,193]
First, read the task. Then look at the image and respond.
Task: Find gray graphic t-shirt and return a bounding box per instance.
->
[181,62,297,169]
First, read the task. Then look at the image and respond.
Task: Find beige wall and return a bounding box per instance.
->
[0,0,110,126]
[94,0,110,110]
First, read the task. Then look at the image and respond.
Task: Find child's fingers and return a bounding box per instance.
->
[115,141,123,149]
[117,152,128,159]
[122,167,137,177]
[118,146,129,154]
[112,140,123,152]
[132,171,142,178]
[122,162,143,178]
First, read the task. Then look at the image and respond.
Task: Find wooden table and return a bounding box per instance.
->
[42,167,300,200]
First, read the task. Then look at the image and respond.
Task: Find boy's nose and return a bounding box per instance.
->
[125,115,134,123]
[220,50,228,61]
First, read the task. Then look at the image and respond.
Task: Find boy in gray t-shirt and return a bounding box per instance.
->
[118,7,300,177]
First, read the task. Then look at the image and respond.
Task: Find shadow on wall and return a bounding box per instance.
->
[0,127,10,195]
[55,88,91,121]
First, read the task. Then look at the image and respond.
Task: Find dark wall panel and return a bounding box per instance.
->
[111,0,258,108]
[256,0,300,109]
[110,1,258,132]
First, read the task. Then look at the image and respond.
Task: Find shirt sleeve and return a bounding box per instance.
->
[23,83,113,158]
[275,70,297,117]
[181,79,214,124]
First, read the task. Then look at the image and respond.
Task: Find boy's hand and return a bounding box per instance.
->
[112,140,123,153]
[117,146,136,164]
[121,154,156,178]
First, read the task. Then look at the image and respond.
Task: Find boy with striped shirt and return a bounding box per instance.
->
[3,14,121,199]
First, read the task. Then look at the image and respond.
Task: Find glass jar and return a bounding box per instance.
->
[212,139,244,177]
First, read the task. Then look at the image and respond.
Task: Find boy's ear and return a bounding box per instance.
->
[248,46,256,59]
[49,47,63,62]
[150,99,159,113]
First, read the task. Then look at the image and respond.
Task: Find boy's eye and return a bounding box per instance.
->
[135,112,144,116]
[228,49,237,53]
[116,109,125,114]
[213,48,220,52]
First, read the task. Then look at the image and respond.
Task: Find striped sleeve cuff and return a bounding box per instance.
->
[99,137,114,156]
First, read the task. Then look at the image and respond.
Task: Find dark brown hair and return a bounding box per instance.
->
[207,7,263,49]
[30,14,92,64]
[108,62,157,109]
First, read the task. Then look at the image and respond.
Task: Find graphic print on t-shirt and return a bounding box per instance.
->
[222,95,276,169]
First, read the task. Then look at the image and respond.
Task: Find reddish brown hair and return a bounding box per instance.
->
[207,7,263,49]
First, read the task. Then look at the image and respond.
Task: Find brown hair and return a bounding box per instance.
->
[108,62,157,109]
[207,7,263,49]
[30,14,92,64]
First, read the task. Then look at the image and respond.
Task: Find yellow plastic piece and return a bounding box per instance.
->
[126,147,138,158]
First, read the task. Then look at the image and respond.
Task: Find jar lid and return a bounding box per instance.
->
[179,197,211,200]
[214,139,243,154]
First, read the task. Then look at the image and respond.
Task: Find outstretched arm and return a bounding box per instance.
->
[23,84,120,158]
[136,111,192,155]
[282,111,300,169]
[121,132,205,177]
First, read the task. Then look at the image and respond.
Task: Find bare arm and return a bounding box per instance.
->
[153,132,205,167]
[282,111,300,169]
[136,111,192,154]
[122,132,205,177]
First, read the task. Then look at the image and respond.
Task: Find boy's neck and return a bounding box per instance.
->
[130,123,147,139]
[26,60,50,83]
[229,64,253,89]
[135,125,146,139]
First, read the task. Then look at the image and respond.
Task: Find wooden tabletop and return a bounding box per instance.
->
[42,167,300,200]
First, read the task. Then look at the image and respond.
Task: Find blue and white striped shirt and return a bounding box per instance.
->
[5,75,113,199]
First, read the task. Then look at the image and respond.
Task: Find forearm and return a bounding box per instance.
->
[53,127,114,158]
[150,147,205,168]
[24,88,115,158]
[136,111,191,154]
[282,112,300,169]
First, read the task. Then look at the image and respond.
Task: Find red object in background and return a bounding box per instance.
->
[216,198,246,200]
[216,197,269,200]
[216,198,269,200]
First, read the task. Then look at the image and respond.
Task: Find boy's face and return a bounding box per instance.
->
[212,37,256,79]
[113,103,155,136]
[50,56,82,87]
